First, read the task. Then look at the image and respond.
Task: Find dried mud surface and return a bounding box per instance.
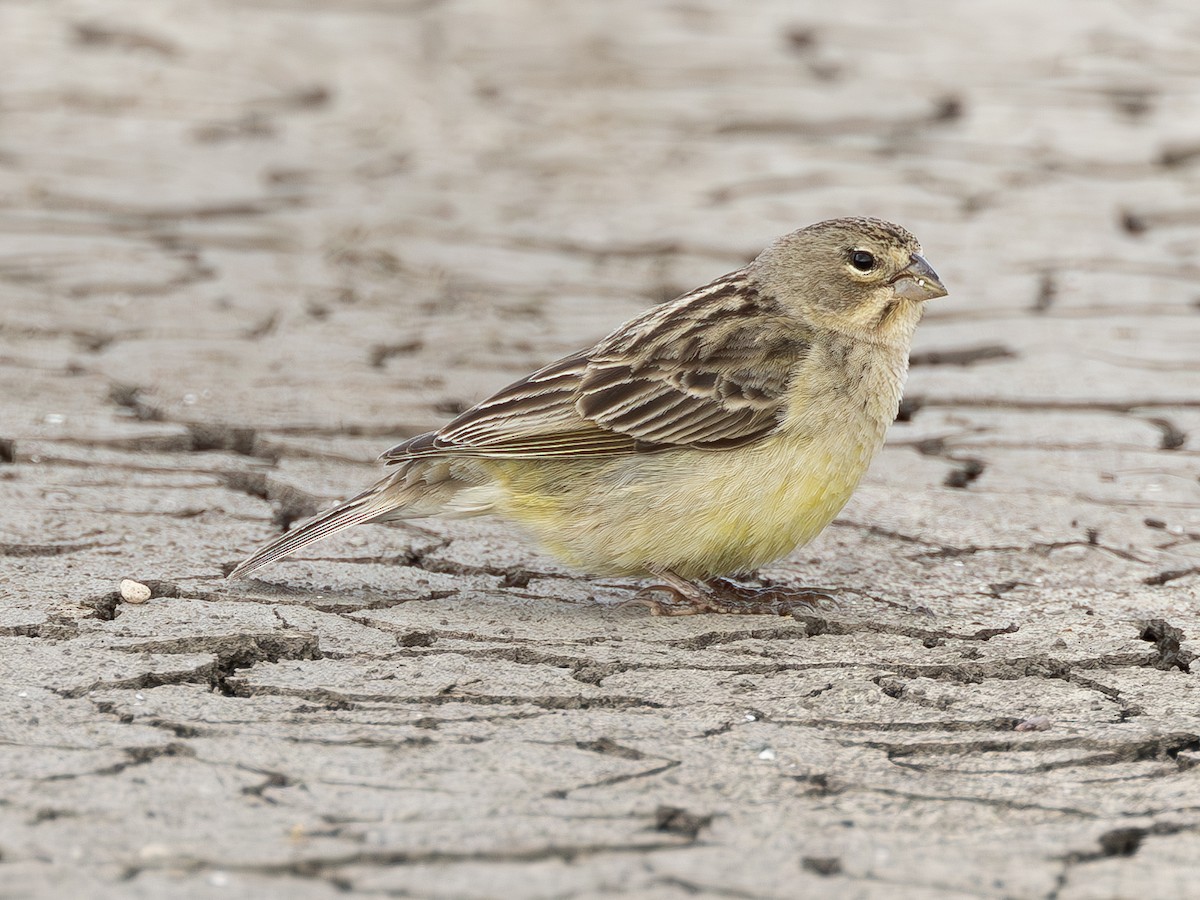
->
[2,1,1200,897]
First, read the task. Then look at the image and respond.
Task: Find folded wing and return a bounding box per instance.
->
[381,273,810,462]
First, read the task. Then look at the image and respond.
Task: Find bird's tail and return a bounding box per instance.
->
[227,480,397,581]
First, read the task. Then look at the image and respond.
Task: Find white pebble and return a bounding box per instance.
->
[1015,716,1052,732]
[120,579,152,604]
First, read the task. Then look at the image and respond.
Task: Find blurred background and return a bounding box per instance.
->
[5,0,1198,429]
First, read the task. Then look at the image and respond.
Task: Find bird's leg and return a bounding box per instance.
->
[623,569,839,616]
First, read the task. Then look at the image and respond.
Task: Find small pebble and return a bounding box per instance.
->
[120,579,152,604]
[1015,716,1052,732]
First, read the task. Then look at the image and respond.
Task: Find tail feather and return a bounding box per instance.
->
[227,483,395,580]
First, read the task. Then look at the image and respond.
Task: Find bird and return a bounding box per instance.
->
[228,217,947,614]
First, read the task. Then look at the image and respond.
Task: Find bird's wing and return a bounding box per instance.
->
[381,273,811,462]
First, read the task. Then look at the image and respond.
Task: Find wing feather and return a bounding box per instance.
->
[381,273,811,463]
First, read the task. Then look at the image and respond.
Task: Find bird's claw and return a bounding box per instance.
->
[621,574,841,616]
[620,581,710,616]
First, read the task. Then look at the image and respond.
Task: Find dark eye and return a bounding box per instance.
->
[849,250,876,272]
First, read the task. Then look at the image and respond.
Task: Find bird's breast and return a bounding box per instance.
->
[783,334,909,450]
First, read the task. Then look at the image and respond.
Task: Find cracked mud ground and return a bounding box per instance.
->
[2,1,1200,898]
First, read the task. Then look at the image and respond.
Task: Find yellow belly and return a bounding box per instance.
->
[485,428,879,580]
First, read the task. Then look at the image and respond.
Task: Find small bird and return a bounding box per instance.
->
[229,217,946,614]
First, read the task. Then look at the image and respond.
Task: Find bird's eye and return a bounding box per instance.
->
[849,250,876,272]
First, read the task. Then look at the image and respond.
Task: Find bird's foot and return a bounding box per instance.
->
[621,571,840,616]
[622,570,713,616]
[705,577,840,615]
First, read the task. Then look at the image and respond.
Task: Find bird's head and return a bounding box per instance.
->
[751,217,947,347]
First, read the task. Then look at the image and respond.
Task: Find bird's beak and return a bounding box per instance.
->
[891,254,947,301]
